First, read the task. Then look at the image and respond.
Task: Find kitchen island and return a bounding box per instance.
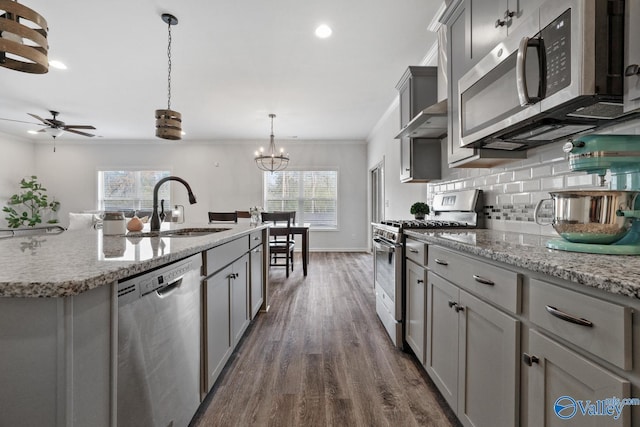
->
[404,228,640,426]
[0,223,269,427]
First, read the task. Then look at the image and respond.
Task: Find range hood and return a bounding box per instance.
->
[395,99,447,139]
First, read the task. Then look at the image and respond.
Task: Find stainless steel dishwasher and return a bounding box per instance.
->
[117,253,202,427]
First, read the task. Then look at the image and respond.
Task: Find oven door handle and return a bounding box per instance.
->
[516,36,546,106]
[373,238,395,253]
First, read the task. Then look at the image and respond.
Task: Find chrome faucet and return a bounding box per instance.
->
[150,176,197,231]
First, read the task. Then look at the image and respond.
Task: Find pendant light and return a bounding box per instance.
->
[0,0,48,74]
[255,114,289,172]
[155,13,182,140]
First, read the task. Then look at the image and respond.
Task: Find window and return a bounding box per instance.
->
[98,170,170,214]
[263,170,338,229]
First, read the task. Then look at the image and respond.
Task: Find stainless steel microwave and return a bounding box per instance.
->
[458,0,634,151]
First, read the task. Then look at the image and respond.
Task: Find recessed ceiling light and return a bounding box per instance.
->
[27,130,39,135]
[315,24,332,39]
[49,60,67,70]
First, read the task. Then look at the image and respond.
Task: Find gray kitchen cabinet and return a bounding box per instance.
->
[468,0,543,63]
[426,272,460,410]
[625,0,640,113]
[425,245,521,427]
[204,264,233,393]
[396,66,442,182]
[426,250,520,427]
[250,243,264,319]
[231,254,250,345]
[441,0,528,167]
[525,329,630,426]
[405,239,427,363]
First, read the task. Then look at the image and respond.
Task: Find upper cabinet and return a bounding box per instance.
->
[469,0,544,63]
[625,0,640,113]
[396,67,442,182]
[441,0,527,167]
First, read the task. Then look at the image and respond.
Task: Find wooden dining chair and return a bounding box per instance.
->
[236,210,251,219]
[261,212,295,277]
[208,212,238,223]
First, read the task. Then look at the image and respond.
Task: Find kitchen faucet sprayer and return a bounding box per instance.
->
[150,176,197,231]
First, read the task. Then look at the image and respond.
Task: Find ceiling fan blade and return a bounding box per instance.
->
[27,113,54,126]
[64,128,95,137]
[63,125,96,130]
[0,117,43,125]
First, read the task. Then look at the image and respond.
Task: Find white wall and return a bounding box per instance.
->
[32,139,369,251]
[0,132,36,228]
[366,101,429,221]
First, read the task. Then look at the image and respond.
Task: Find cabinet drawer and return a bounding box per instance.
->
[249,230,263,249]
[428,246,521,313]
[529,279,632,370]
[405,238,427,266]
[203,237,247,276]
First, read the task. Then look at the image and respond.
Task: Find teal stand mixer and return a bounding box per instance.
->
[540,134,640,255]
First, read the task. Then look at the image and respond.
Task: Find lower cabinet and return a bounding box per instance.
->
[426,271,519,427]
[203,236,260,394]
[204,264,232,393]
[250,244,264,319]
[231,254,250,346]
[405,257,427,363]
[524,329,630,426]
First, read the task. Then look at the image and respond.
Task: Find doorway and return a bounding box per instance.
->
[370,159,385,225]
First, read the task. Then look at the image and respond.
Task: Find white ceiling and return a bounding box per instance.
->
[0,0,442,143]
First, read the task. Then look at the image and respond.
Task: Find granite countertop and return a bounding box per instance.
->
[404,229,640,300]
[0,222,267,298]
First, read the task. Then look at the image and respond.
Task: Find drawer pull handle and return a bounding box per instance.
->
[522,353,539,366]
[473,275,495,286]
[434,258,448,266]
[545,305,593,327]
[409,248,419,253]
[417,279,424,284]
[448,300,457,308]
[454,305,464,313]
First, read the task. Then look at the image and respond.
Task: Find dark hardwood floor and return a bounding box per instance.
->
[192,252,458,427]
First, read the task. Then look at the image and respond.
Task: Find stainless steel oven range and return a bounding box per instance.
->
[371,189,482,349]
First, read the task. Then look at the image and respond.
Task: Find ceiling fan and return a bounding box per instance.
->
[0,110,97,138]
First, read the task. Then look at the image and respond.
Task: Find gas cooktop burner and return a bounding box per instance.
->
[381,219,470,229]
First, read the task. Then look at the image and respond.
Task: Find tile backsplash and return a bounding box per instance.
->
[427,121,640,235]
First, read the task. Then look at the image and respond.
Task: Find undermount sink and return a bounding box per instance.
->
[126,227,231,238]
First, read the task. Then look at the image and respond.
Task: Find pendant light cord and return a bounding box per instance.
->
[167,20,173,110]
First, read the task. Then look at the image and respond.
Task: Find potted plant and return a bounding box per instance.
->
[3,176,61,228]
[410,202,430,220]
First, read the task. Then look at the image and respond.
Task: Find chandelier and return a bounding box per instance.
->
[255,114,289,172]
[155,13,182,140]
[0,0,48,74]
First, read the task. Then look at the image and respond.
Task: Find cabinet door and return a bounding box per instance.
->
[526,330,630,427]
[468,0,507,63]
[458,290,519,427]
[426,272,460,412]
[250,245,264,319]
[446,2,477,164]
[405,259,427,364]
[204,265,232,392]
[231,254,250,345]
[625,0,640,112]
[508,0,544,32]
[400,137,412,182]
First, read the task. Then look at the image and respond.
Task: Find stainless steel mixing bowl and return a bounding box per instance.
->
[535,190,640,244]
